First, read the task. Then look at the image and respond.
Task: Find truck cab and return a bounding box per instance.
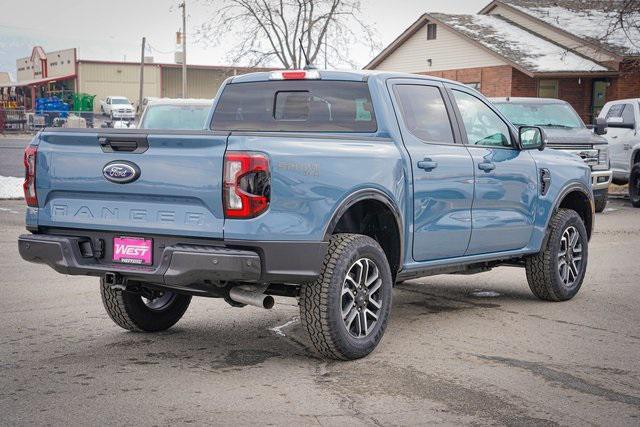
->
[19,70,594,360]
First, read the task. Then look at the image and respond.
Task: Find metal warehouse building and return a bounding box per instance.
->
[2,46,271,112]
[77,60,269,110]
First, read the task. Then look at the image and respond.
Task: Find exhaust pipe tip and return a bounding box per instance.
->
[262,295,275,310]
[229,286,275,310]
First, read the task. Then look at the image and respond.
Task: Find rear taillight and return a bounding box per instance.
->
[223,152,270,219]
[23,145,38,207]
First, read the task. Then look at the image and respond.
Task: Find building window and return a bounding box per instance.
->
[427,24,437,40]
[465,82,481,90]
[538,79,558,98]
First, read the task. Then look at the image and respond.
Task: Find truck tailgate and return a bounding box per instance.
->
[35,130,227,238]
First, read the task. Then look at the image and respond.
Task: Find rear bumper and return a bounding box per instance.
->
[591,170,612,191]
[18,233,327,293]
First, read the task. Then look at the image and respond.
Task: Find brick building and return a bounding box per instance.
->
[365,0,640,123]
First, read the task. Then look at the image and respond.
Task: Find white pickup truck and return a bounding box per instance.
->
[598,99,640,207]
[100,96,136,121]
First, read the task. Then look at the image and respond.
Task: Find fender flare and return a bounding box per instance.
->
[323,188,404,268]
[546,182,594,244]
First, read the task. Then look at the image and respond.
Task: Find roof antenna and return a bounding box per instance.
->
[299,38,317,70]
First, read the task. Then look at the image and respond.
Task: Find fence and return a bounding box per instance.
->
[0,110,139,132]
[0,108,27,132]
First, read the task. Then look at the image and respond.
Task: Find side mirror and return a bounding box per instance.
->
[519,126,546,151]
[594,117,607,135]
[606,116,635,129]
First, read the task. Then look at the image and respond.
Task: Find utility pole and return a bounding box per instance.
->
[138,37,146,116]
[179,1,187,98]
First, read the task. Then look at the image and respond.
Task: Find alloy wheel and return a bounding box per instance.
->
[341,258,383,338]
[557,226,583,288]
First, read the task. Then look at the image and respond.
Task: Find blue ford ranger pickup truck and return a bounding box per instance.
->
[18,70,594,360]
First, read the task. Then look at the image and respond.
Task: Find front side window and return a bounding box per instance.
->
[452,90,512,148]
[394,85,454,144]
[495,102,584,128]
[212,80,376,132]
[606,103,634,123]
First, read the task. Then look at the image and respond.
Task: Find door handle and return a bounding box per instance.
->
[99,135,149,153]
[417,159,438,171]
[478,161,495,172]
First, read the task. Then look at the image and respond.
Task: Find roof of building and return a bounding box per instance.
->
[0,73,76,88]
[430,13,609,73]
[491,0,640,57]
[77,59,276,72]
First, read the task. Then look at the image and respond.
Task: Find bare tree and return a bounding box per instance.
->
[195,0,378,69]
[599,0,640,52]
[595,0,640,70]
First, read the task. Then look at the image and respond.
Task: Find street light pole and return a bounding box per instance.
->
[180,1,187,98]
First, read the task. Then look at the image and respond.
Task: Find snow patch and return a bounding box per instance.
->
[440,14,608,73]
[509,4,640,56]
[0,176,23,199]
[469,290,501,298]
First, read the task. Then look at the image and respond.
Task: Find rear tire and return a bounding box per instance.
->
[629,163,640,208]
[594,191,608,213]
[100,278,191,332]
[525,209,588,301]
[299,234,393,360]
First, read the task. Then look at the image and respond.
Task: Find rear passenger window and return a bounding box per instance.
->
[394,85,454,144]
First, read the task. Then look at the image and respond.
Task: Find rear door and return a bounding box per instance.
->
[36,130,227,238]
[389,79,474,261]
[446,85,537,255]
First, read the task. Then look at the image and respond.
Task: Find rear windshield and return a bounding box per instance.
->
[211,80,377,132]
[141,104,212,130]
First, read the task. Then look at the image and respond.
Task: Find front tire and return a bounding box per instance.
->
[299,234,393,360]
[525,209,588,301]
[594,191,608,213]
[629,163,640,208]
[100,278,191,332]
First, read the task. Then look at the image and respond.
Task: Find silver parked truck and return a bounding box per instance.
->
[492,97,612,212]
[598,98,640,207]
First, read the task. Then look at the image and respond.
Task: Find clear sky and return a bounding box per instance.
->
[0,0,488,75]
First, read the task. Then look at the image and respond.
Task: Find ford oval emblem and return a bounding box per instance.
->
[102,161,140,184]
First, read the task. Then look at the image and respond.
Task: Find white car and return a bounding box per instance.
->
[100,96,136,121]
[139,98,213,130]
[598,99,640,207]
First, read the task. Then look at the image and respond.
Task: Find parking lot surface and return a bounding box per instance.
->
[1,198,639,425]
[0,137,30,178]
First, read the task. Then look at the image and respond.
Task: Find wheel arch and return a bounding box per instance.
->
[632,147,640,168]
[550,183,594,241]
[323,189,404,276]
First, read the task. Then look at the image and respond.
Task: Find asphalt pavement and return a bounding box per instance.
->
[0,136,30,177]
[1,198,639,425]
